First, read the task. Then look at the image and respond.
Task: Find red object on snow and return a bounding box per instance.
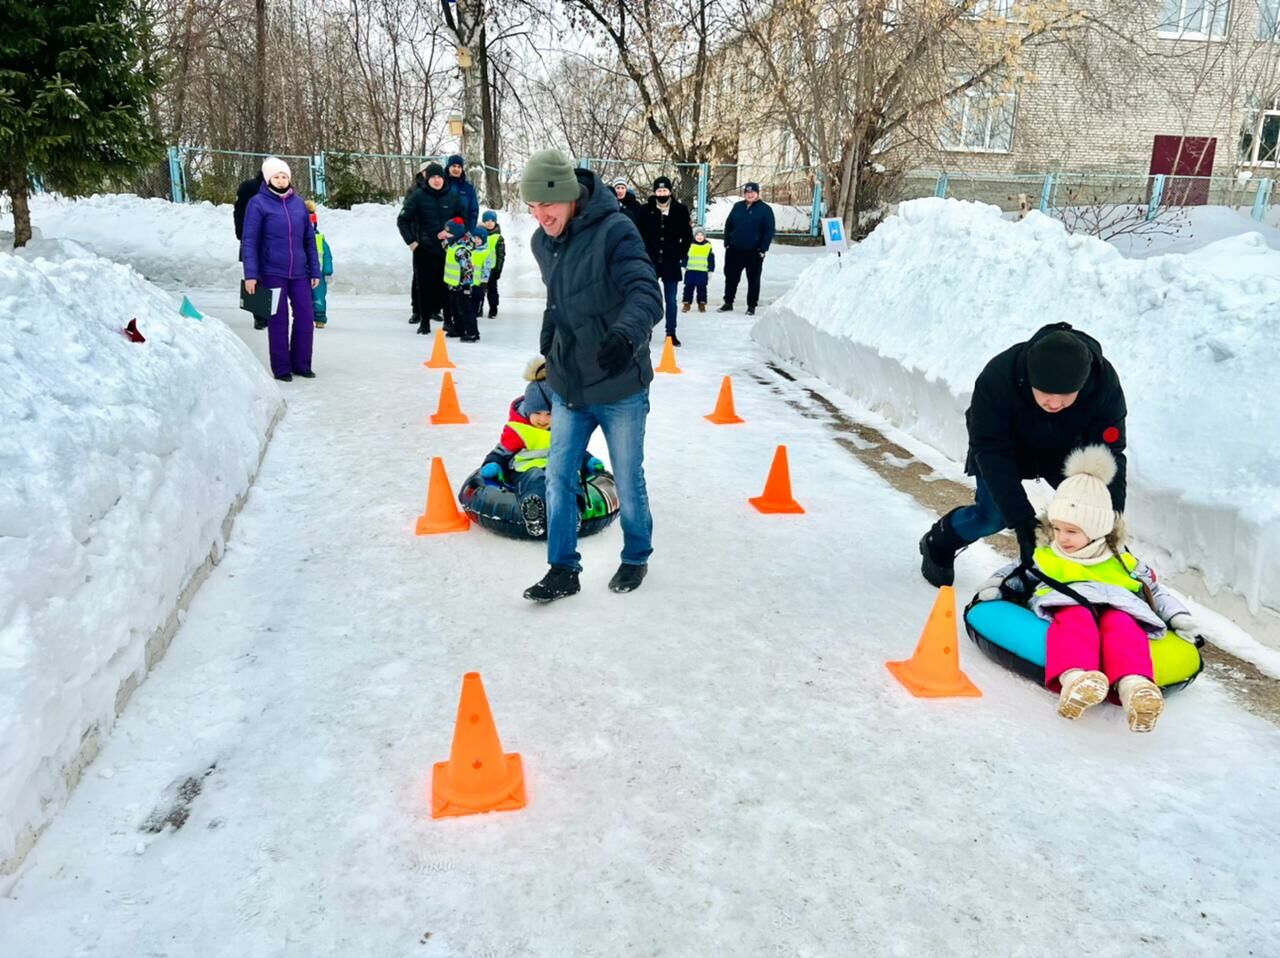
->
[123,318,146,343]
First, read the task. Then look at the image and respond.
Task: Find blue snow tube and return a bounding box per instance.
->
[457,469,621,541]
[963,596,1203,695]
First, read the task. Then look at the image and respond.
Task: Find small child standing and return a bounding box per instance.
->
[479,210,506,318]
[468,229,492,338]
[978,446,1207,732]
[306,200,335,328]
[480,360,603,537]
[441,219,479,342]
[681,226,715,313]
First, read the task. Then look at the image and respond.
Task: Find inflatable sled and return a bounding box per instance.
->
[457,469,621,541]
[963,597,1203,695]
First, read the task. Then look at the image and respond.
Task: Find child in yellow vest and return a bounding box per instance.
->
[681,227,715,313]
[479,362,605,536]
[305,200,334,327]
[976,445,1207,732]
[441,219,479,341]
[478,210,505,318]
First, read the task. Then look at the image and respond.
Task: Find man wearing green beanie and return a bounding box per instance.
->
[519,149,663,603]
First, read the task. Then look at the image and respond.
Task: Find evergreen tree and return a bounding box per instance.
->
[0,0,163,248]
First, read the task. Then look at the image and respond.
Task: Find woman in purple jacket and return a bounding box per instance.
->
[242,157,321,381]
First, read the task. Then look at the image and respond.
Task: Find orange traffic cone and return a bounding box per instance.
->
[432,672,526,819]
[704,375,744,424]
[423,328,455,370]
[415,458,470,535]
[655,336,682,374]
[429,372,470,425]
[749,445,804,514]
[886,586,982,698]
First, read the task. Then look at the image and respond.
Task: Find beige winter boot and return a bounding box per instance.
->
[698,302,706,312]
[1118,675,1164,733]
[1056,669,1110,720]
[682,302,691,313]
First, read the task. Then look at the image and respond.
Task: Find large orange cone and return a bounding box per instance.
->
[749,445,805,514]
[886,586,982,698]
[704,375,744,424]
[655,336,682,374]
[415,458,470,535]
[431,672,526,819]
[423,328,455,369]
[429,372,470,425]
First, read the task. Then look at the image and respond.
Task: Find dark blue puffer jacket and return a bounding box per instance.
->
[241,183,320,281]
[531,169,662,407]
[448,172,480,232]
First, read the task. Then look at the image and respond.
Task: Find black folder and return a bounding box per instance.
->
[239,281,280,317]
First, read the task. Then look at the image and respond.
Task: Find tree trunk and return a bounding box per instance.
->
[7,168,32,248]
[172,0,199,141]
[451,0,485,202]
[478,23,502,206]
[253,0,269,152]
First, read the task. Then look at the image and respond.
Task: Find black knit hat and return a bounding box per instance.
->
[653,175,672,191]
[1027,330,1092,393]
[422,161,445,180]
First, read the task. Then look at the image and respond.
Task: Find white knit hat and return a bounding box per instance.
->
[1047,446,1117,541]
[261,156,291,182]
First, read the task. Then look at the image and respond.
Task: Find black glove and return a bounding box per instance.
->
[596,330,632,376]
[1012,519,1038,565]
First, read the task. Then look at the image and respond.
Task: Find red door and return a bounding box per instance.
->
[1149,135,1216,206]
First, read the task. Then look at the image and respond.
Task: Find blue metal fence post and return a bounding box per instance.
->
[935,173,949,198]
[312,152,328,204]
[1039,173,1054,213]
[1252,179,1273,222]
[1146,174,1165,221]
[580,157,592,171]
[810,174,823,237]
[167,146,185,203]
[696,162,709,227]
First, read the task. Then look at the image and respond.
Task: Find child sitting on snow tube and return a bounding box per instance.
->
[971,445,1209,733]
[466,358,609,538]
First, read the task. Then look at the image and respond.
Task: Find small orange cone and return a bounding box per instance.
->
[704,375,744,424]
[655,336,682,374]
[415,458,470,535]
[423,328,455,369]
[886,586,982,698]
[432,672,526,819]
[429,372,470,425]
[749,445,805,514]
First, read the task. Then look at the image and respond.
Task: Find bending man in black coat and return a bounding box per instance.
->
[233,171,269,329]
[919,323,1129,587]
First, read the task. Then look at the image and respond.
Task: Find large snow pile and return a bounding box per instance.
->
[0,241,281,869]
[1,194,545,298]
[754,197,1280,616]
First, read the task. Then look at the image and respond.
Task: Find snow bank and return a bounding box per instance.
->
[0,241,281,871]
[754,197,1280,618]
[1,194,546,298]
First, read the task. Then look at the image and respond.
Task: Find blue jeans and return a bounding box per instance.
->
[547,389,653,571]
[949,477,1007,544]
[661,279,679,335]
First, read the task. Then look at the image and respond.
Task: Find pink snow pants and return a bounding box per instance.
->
[1045,605,1154,689]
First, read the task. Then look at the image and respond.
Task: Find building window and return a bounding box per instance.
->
[941,84,1017,153]
[1246,112,1280,165]
[1260,0,1280,38]
[963,0,1014,17]
[1159,0,1230,38]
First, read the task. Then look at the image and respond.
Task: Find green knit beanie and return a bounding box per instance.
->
[521,150,580,203]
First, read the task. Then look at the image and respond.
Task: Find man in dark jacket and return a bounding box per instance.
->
[611,176,643,224]
[233,171,269,329]
[446,153,480,231]
[637,175,694,345]
[520,150,663,603]
[397,161,464,334]
[718,182,775,316]
[919,323,1129,587]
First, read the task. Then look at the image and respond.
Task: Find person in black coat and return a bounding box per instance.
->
[919,323,1129,587]
[397,161,465,334]
[233,171,269,329]
[718,182,775,316]
[637,175,693,344]
[610,177,643,224]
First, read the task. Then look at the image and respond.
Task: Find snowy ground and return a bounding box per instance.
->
[3,285,1279,957]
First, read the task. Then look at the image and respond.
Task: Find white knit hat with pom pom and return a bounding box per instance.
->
[1047,445,1117,541]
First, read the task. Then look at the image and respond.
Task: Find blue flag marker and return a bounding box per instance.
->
[179,296,204,320]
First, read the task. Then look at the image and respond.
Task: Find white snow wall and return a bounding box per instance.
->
[753,199,1280,619]
[0,242,283,876]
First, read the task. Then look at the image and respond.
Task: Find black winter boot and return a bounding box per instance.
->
[523,566,581,603]
[409,313,420,325]
[919,510,967,588]
[608,563,647,593]
[521,497,546,537]
[717,303,733,312]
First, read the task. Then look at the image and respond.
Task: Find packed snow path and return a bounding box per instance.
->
[4,291,1278,957]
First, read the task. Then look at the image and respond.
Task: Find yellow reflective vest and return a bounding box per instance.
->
[507,420,551,472]
[686,241,712,273]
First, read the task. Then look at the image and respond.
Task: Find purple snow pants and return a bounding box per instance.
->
[263,276,316,377]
